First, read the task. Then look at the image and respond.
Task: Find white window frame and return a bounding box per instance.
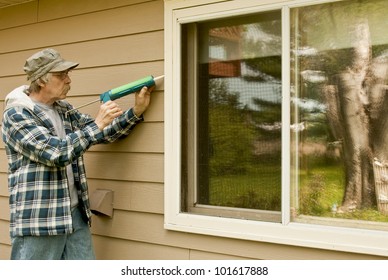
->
[164,0,388,257]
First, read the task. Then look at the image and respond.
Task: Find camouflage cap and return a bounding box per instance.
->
[23,48,79,81]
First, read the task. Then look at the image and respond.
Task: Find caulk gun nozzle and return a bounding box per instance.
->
[154,75,164,81]
[153,75,164,88]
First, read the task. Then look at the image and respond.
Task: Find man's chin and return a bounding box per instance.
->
[62,87,70,97]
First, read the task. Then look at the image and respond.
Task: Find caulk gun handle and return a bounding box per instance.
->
[99,91,112,103]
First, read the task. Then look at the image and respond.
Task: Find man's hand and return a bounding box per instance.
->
[133,86,152,117]
[95,101,123,130]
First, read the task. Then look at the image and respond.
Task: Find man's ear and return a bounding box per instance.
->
[37,79,46,88]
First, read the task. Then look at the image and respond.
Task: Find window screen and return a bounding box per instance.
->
[181,11,282,222]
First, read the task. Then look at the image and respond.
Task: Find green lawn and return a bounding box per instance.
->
[207,161,388,222]
[299,164,388,222]
[208,164,281,211]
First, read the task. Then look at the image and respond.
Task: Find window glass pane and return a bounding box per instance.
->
[181,11,282,221]
[291,0,388,230]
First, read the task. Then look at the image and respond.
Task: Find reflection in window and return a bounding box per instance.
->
[291,0,388,228]
[181,11,282,221]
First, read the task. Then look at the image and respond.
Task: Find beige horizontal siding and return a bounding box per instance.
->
[0,30,164,78]
[0,173,7,196]
[39,0,149,21]
[94,235,260,260]
[84,152,163,182]
[0,1,163,53]
[0,244,10,259]
[0,33,164,94]
[0,220,10,245]
[88,179,163,214]
[93,235,189,260]
[0,0,37,30]
[0,217,10,259]
[0,100,3,123]
[0,197,9,221]
[189,250,253,260]
[0,153,7,173]
[89,122,164,153]
[0,172,8,259]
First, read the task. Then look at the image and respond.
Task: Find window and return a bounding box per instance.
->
[290,0,388,231]
[181,11,282,222]
[165,0,388,256]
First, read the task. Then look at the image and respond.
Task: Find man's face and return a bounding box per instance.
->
[42,70,72,103]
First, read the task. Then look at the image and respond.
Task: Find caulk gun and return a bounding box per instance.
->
[65,75,164,115]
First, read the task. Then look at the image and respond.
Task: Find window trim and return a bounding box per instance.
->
[164,0,388,257]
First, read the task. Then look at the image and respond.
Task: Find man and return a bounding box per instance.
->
[1,48,152,259]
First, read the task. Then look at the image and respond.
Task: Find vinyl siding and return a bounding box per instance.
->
[0,0,386,260]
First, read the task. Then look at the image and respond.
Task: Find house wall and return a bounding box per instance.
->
[0,0,386,260]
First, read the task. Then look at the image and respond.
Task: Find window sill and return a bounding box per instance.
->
[165,212,388,257]
[294,215,388,232]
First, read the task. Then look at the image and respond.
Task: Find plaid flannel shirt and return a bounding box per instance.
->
[1,86,143,237]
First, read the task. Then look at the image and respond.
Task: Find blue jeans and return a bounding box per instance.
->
[10,207,95,260]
